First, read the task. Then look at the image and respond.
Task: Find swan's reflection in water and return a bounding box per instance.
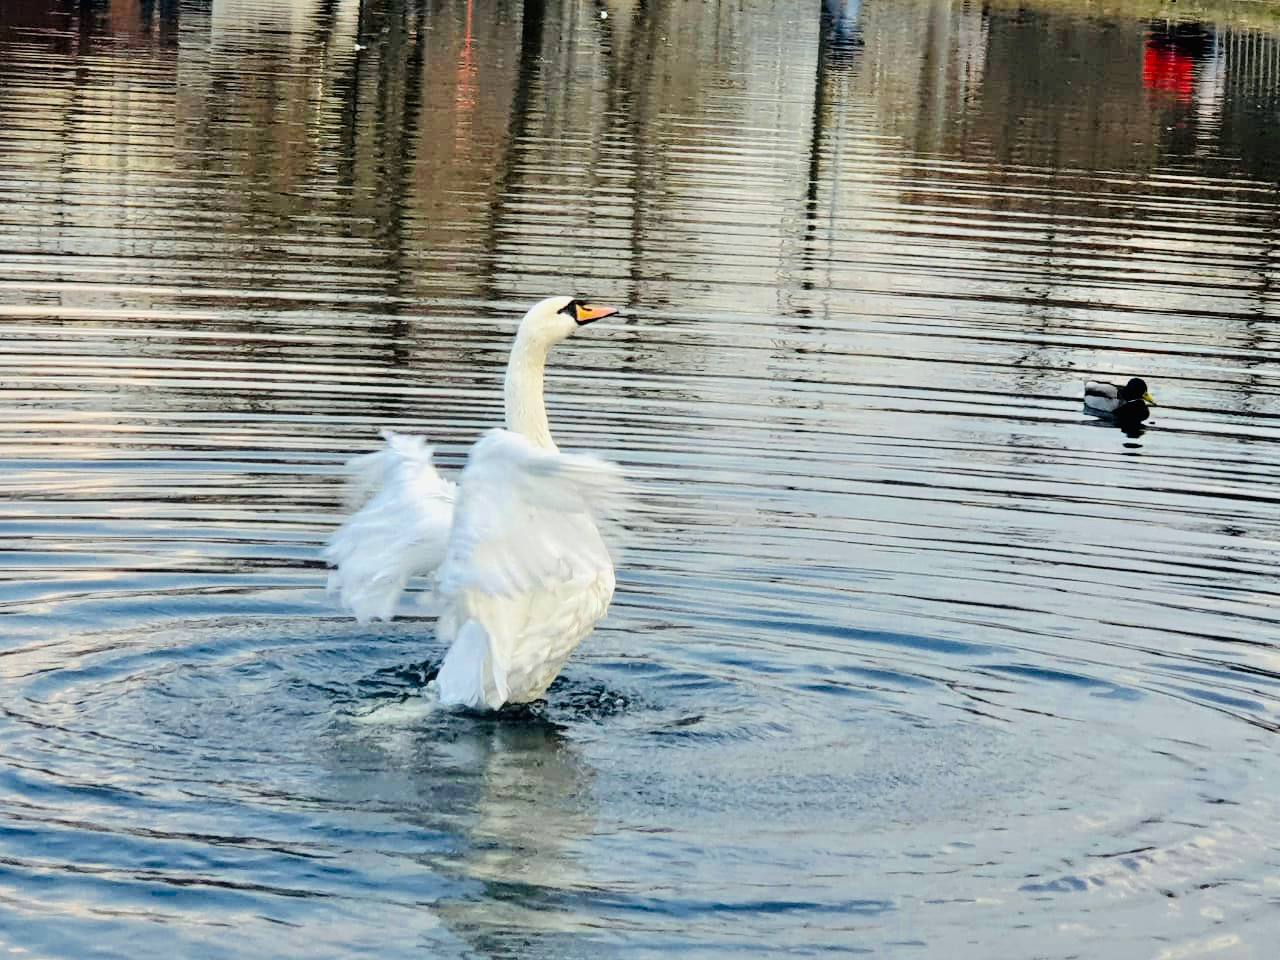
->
[333,699,598,954]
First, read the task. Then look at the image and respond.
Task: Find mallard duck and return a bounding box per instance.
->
[324,297,628,710]
[1084,377,1156,425]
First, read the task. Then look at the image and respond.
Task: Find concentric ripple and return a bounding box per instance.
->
[2,0,1279,956]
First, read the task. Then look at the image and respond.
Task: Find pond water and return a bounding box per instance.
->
[2,0,1279,956]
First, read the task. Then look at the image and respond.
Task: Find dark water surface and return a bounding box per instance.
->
[2,0,1280,955]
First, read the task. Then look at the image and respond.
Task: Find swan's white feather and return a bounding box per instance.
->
[435,620,508,709]
[437,430,625,596]
[323,431,457,623]
[434,429,626,708]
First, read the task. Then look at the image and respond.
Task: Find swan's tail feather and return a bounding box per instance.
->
[323,432,457,623]
[436,620,508,709]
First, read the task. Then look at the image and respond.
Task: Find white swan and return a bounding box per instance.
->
[324,296,628,710]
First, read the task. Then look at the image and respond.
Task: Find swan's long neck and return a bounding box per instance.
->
[504,328,558,451]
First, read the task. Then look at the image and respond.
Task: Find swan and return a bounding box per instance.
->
[323,296,628,710]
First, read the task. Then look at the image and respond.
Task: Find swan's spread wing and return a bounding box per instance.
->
[436,429,627,600]
[323,431,457,623]
[434,430,627,708]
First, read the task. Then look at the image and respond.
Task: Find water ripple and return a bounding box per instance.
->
[1,0,1279,956]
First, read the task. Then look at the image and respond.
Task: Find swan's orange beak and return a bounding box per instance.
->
[574,303,619,325]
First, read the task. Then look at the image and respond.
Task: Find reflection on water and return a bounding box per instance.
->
[1,0,1279,956]
[337,694,599,955]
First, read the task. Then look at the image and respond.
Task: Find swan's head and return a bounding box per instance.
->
[519,296,619,345]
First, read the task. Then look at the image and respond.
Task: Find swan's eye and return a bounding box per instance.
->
[559,299,582,320]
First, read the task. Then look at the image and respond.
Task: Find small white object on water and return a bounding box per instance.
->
[600,10,608,19]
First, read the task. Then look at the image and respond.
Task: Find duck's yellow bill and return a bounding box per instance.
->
[1143,392,1157,406]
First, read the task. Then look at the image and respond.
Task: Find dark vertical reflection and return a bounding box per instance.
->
[1217,26,1280,181]
[335,0,367,191]
[481,0,548,304]
[595,0,657,311]
[800,0,863,304]
[801,3,834,301]
[368,0,428,362]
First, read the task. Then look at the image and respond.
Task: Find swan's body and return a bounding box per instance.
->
[1084,377,1156,423]
[324,297,626,710]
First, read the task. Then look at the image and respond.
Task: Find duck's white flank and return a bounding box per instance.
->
[1084,380,1123,414]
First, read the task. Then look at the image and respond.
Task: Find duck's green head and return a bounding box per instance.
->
[1123,377,1156,406]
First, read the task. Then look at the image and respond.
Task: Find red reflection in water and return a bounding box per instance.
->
[1143,42,1195,102]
